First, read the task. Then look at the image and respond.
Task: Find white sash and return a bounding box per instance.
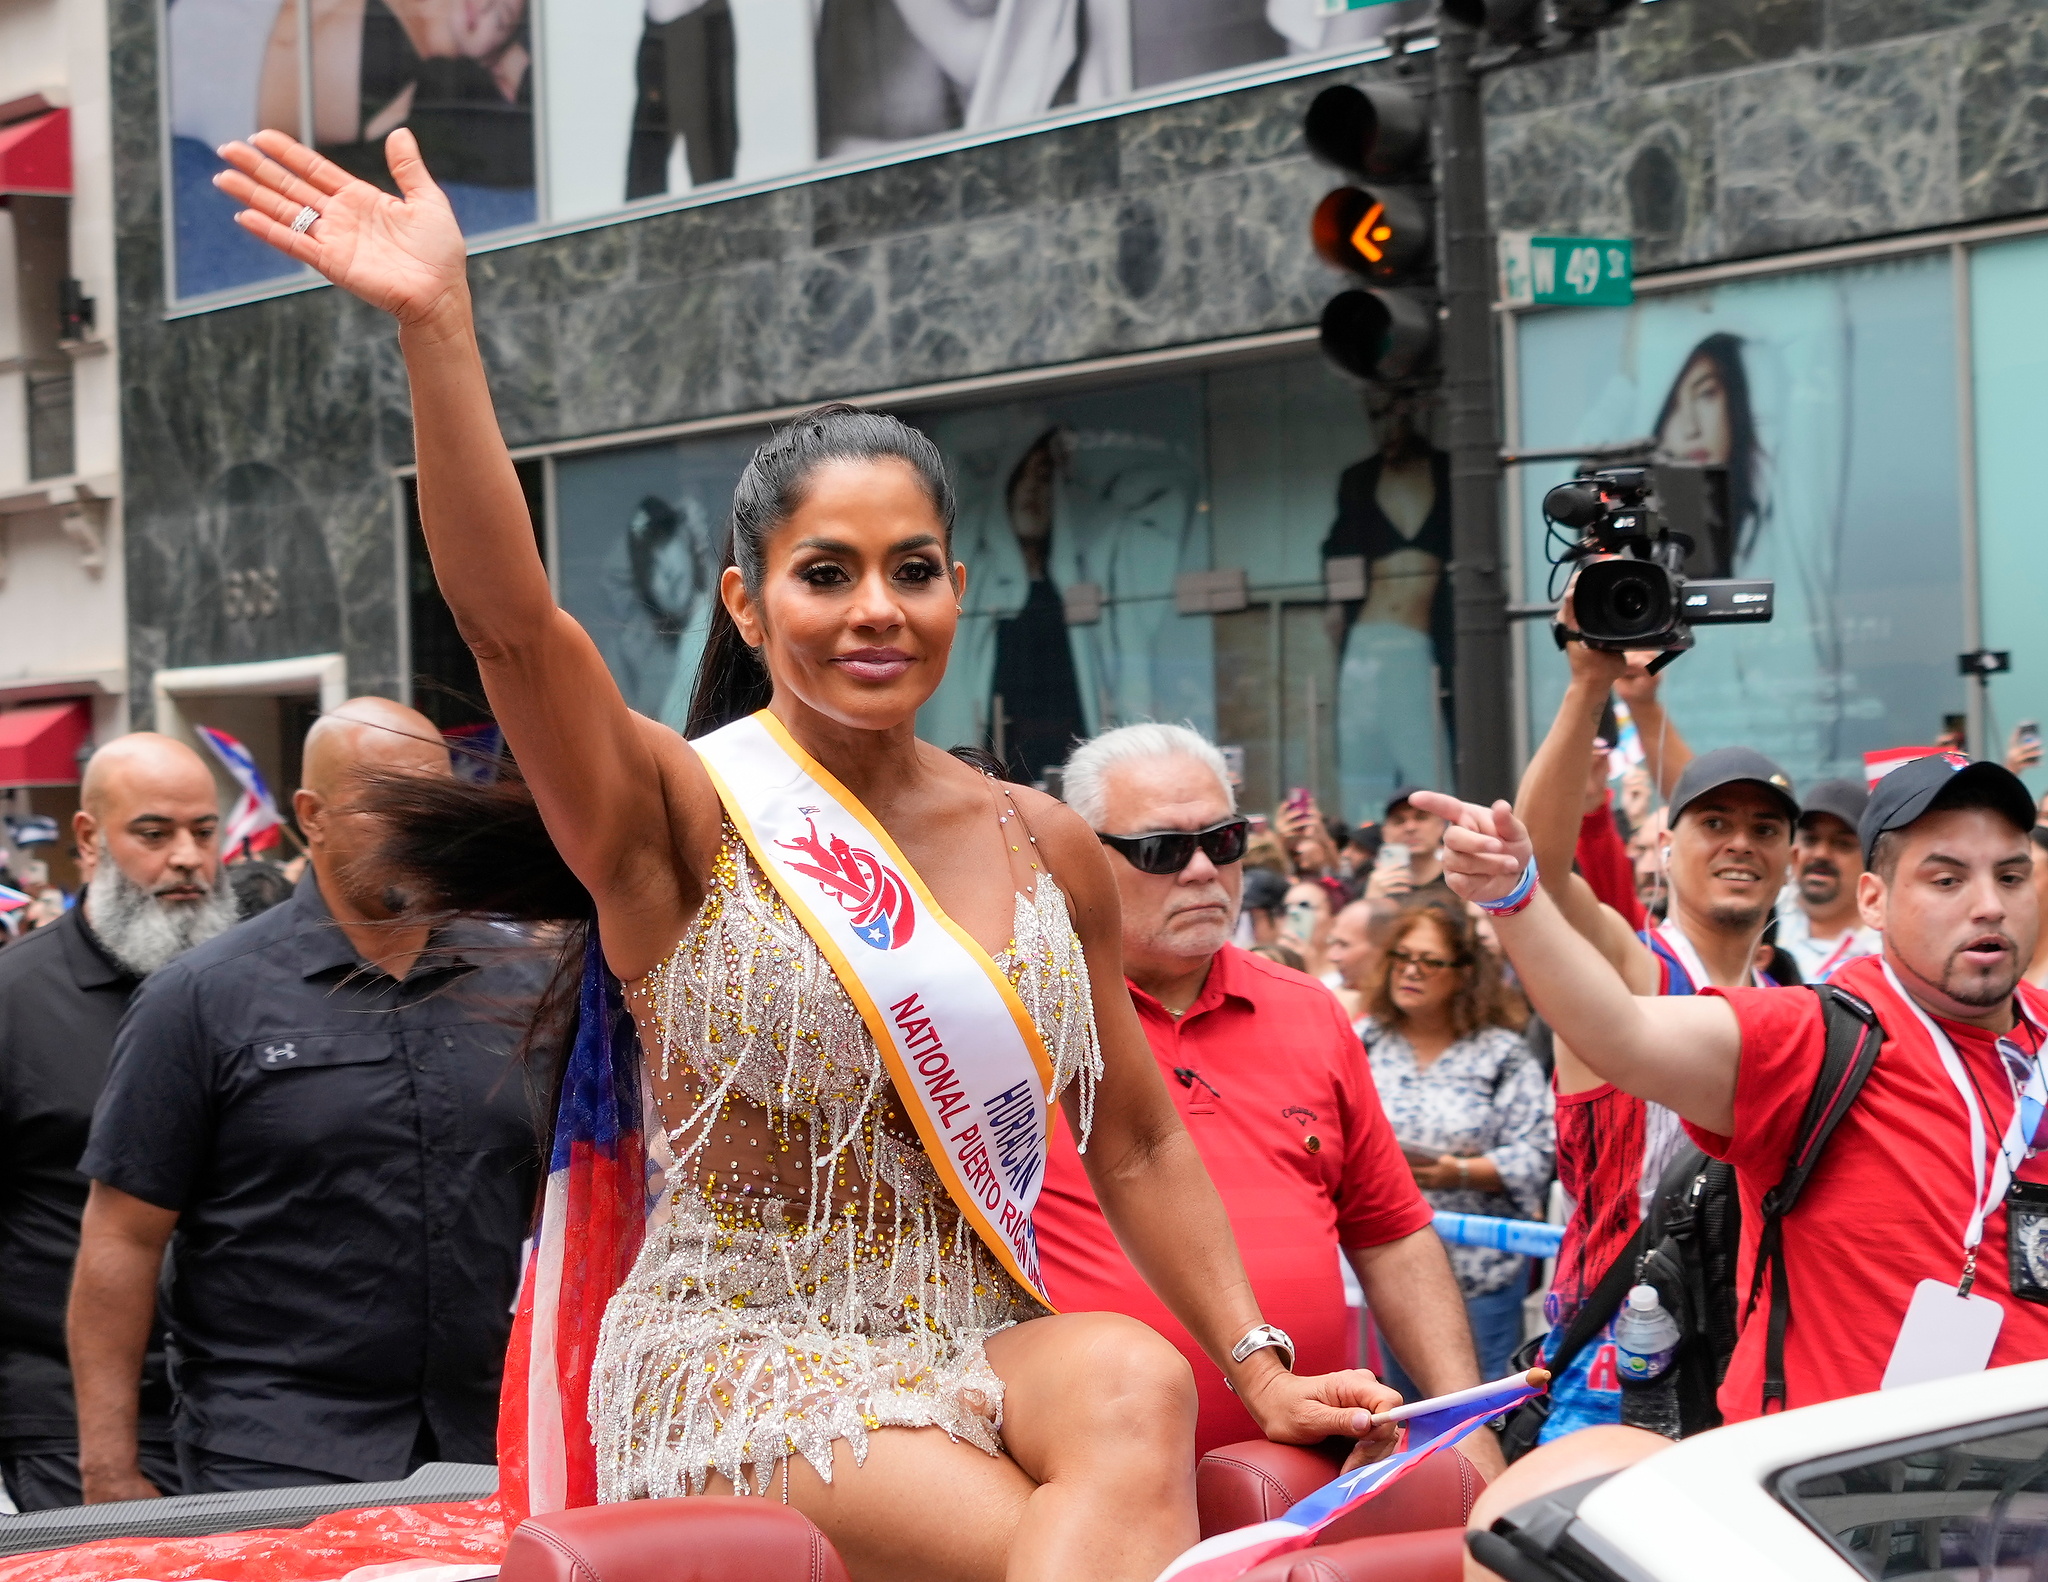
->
[692,710,1059,1307]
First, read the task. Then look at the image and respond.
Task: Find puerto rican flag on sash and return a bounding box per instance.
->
[1153,1371,1549,1582]
[194,724,283,857]
[498,933,648,1522]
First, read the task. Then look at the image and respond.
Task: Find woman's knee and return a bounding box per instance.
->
[1062,1314,1199,1440]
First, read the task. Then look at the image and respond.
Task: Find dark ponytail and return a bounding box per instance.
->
[685,403,956,737]
[355,768,593,1221]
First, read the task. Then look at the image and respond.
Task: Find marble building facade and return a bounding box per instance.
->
[104,0,2048,783]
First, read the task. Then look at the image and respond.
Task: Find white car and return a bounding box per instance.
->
[1479,1359,2048,1581]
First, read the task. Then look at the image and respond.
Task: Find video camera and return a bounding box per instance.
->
[1543,466,1773,663]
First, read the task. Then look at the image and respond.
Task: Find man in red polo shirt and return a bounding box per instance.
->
[1417,751,2048,1423]
[1035,724,1497,1471]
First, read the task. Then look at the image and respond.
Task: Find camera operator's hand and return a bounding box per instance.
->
[1558,580,1666,688]
[1405,793,1531,907]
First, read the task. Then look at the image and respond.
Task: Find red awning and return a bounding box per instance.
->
[0,109,70,197]
[0,700,92,787]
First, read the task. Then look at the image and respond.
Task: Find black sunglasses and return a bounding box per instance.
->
[1097,817,1252,876]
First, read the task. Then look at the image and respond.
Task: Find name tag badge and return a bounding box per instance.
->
[1881,1278,2004,1390]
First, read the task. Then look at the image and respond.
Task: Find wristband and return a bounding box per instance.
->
[1477,857,1538,917]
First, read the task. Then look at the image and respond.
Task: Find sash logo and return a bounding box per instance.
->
[777,816,918,950]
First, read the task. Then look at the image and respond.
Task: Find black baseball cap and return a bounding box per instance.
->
[1668,746,1799,827]
[1241,865,1291,915]
[1385,785,1431,817]
[1799,777,1869,834]
[1858,753,2035,864]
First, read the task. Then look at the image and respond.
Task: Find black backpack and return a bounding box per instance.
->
[1499,983,1885,1457]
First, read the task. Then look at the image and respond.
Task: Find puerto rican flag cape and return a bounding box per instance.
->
[497,933,649,1523]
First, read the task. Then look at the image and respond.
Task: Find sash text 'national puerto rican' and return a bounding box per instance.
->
[892,990,1045,1283]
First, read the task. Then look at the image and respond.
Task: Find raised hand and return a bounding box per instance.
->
[1405,793,1530,906]
[213,129,468,330]
[1559,577,1664,699]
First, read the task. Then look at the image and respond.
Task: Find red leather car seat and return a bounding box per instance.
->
[1235,1529,1467,1582]
[498,1496,850,1582]
[1196,1440,1482,1546]
[498,1442,1480,1582]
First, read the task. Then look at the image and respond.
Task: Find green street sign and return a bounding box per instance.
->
[1499,233,1634,307]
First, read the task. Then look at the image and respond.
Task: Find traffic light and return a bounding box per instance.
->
[1303,83,1436,384]
[1440,0,1545,45]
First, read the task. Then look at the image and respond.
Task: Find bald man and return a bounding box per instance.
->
[70,700,542,1499]
[0,732,229,1509]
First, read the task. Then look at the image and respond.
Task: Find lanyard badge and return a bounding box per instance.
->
[1877,965,2048,1386]
[1881,962,2048,1296]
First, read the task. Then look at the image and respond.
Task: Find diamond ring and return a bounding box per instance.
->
[289,205,320,235]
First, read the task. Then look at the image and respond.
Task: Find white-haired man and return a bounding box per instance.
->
[0,733,236,1508]
[1033,723,1501,1475]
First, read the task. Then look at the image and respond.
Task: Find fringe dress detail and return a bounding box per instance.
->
[590,821,1100,1500]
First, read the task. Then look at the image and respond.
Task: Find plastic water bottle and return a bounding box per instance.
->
[1613,1284,1682,1439]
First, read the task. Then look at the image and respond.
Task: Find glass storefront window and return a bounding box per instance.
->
[1972,232,2048,798]
[1514,252,1968,793]
[541,352,1427,825]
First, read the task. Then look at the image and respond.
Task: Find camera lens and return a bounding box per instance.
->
[1576,558,1674,644]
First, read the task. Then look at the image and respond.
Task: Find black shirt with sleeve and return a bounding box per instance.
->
[79,874,542,1481]
[0,905,173,1442]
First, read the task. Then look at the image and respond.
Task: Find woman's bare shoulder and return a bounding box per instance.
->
[1007,783,1121,927]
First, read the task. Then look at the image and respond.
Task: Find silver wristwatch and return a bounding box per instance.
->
[1230,1322,1296,1373]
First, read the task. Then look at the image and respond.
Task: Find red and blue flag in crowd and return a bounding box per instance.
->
[498,934,648,1524]
[194,725,283,857]
[0,884,30,914]
[443,722,505,786]
[1153,1370,1549,1582]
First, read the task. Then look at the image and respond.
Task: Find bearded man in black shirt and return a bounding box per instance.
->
[0,732,232,1509]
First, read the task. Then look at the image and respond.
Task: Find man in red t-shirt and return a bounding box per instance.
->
[1416,749,2048,1422]
[1516,634,1792,1441]
[1035,724,1495,1470]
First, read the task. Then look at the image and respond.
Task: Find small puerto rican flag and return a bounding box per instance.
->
[1153,1370,1549,1582]
[194,724,284,858]
[1862,745,1959,787]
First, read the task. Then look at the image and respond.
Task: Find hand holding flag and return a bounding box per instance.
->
[1153,1369,1550,1582]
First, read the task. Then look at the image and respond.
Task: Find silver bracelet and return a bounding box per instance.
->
[1229,1322,1296,1373]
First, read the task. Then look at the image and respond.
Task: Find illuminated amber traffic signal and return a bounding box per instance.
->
[1312,186,1431,281]
[1303,82,1436,384]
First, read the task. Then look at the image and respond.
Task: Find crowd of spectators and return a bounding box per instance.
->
[13,650,2048,1522]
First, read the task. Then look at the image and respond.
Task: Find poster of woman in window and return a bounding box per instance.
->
[1321,392,1452,822]
[921,387,1213,784]
[1516,257,1967,790]
[165,0,538,298]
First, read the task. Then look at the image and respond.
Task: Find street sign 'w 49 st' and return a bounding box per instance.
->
[1499,232,1634,307]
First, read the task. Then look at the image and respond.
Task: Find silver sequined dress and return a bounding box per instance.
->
[591,820,1101,1501]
